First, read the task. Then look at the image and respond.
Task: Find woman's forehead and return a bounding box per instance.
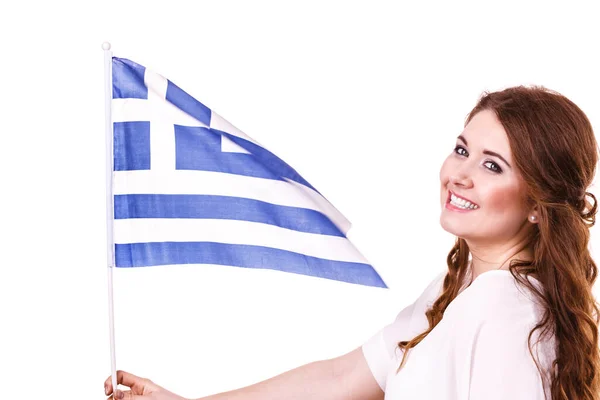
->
[462,110,512,158]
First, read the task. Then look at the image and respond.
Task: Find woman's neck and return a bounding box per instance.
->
[467,238,534,282]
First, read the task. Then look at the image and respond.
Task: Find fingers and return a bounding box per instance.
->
[104,370,146,395]
[109,389,144,400]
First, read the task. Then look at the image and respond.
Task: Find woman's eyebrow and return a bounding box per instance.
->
[457,135,512,169]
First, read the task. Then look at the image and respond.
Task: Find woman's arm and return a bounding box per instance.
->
[196,346,383,400]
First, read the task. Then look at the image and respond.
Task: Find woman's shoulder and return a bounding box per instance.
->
[447,270,546,325]
[415,270,447,309]
[415,269,546,327]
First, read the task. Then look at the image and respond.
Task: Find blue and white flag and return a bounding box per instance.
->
[110,57,386,288]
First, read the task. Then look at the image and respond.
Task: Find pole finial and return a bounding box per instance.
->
[102,42,112,51]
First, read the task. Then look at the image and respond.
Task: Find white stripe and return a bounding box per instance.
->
[284,178,351,234]
[210,111,262,146]
[113,218,368,264]
[112,98,152,122]
[114,170,345,222]
[221,135,251,154]
[112,98,207,126]
[149,121,176,170]
[146,72,176,170]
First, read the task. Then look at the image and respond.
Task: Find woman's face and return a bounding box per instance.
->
[439,109,531,244]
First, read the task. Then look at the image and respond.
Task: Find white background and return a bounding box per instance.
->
[1,1,599,399]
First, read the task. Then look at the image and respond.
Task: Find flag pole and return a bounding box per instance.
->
[102,41,118,395]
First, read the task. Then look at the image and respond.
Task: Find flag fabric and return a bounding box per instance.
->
[110,57,387,288]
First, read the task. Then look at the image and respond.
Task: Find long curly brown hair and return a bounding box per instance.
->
[396,86,600,399]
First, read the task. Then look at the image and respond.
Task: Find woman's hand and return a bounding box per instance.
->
[104,370,190,400]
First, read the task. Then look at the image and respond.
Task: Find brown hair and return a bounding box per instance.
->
[396,86,600,399]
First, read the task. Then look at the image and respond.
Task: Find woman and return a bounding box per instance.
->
[104,86,600,400]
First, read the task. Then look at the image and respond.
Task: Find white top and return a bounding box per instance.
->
[362,269,556,400]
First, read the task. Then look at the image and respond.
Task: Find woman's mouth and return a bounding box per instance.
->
[446,191,479,211]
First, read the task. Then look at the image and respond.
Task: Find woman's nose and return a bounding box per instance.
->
[449,171,474,188]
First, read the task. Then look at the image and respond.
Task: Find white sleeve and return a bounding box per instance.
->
[361,271,446,392]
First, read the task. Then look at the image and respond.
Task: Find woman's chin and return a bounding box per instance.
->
[439,217,470,239]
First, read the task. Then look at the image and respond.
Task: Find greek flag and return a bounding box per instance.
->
[110,57,386,288]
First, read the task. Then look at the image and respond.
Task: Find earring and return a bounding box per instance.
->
[529,215,537,222]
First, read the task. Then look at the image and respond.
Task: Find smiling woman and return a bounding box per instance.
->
[104,86,600,400]
[388,86,600,400]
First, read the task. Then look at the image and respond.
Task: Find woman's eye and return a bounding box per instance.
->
[454,145,503,174]
[484,161,502,173]
[454,145,468,156]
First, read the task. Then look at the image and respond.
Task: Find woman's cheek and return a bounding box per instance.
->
[481,183,523,213]
[439,156,453,183]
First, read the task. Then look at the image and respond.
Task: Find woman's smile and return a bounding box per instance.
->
[445,190,479,212]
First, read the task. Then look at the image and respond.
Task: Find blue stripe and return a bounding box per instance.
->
[174,126,287,181]
[217,130,319,193]
[115,242,387,288]
[114,121,151,171]
[112,58,148,99]
[166,80,211,126]
[172,125,319,193]
[114,194,344,237]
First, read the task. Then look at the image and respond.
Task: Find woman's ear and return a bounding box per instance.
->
[528,206,539,224]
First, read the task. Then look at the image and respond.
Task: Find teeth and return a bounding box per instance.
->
[450,193,478,209]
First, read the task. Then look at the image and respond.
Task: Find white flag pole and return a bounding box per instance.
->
[102,41,118,395]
